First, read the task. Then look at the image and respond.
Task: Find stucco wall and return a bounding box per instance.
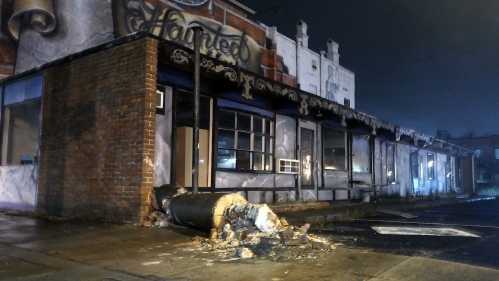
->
[154,87,173,187]
[271,31,356,107]
[0,165,38,211]
[275,33,297,77]
[15,0,114,73]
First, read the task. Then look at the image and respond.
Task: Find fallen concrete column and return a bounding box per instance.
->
[169,193,247,231]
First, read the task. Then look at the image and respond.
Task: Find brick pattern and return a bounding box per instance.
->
[37,37,158,223]
[0,39,15,79]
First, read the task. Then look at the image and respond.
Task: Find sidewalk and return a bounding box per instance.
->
[1,213,499,281]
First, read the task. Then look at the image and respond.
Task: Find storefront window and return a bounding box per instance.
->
[322,129,346,171]
[352,135,370,173]
[427,152,435,181]
[217,109,274,172]
[1,75,43,166]
[410,151,419,178]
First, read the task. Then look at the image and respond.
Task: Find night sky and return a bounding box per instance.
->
[242,0,499,137]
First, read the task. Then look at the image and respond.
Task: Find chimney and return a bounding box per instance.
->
[266,26,278,49]
[296,20,309,48]
[327,39,340,64]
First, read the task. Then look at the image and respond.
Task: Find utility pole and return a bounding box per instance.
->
[192,26,203,194]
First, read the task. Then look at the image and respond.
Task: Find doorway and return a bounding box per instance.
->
[299,121,317,190]
[173,90,213,188]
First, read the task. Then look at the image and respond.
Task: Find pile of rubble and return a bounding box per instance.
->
[147,190,335,261]
[198,202,334,261]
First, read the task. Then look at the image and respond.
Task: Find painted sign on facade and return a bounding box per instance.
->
[112,0,263,72]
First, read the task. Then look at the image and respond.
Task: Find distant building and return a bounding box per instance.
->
[266,21,356,108]
[450,135,499,187]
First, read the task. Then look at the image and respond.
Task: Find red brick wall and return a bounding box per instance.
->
[0,40,15,79]
[37,37,158,223]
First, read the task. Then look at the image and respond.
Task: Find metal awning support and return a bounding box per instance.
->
[192,26,203,194]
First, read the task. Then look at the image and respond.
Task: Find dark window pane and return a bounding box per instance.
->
[387,143,395,183]
[237,113,251,131]
[265,119,273,136]
[218,129,235,149]
[254,135,263,152]
[238,132,251,150]
[2,99,41,165]
[253,116,263,133]
[352,135,370,173]
[411,152,419,178]
[266,155,273,171]
[427,153,435,180]
[323,130,346,171]
[237,151,251,170]
[265,137,273,154]
[253,152,264,171]
[219,110,235,129]
[217,149,236,169]
[176,91,211,129]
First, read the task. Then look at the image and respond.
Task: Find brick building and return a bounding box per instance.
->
[0,0,474,223]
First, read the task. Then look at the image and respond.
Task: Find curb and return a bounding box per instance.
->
[279,197,497,226]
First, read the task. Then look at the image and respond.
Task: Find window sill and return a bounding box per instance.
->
[217,169,275,175]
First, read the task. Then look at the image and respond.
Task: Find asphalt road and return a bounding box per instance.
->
[315,198,499,269]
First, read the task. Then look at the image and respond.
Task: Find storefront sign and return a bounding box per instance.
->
[113,0,262,72]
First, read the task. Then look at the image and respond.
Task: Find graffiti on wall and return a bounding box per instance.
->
[113,0,262,72]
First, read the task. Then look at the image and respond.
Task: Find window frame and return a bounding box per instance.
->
[155,86,166,115]
[216,107,275,173]
[0,75,43,166]
[351,134,371,174]
[322,127,347,172]
[344,98,351,108]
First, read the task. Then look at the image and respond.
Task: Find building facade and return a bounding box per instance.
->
[450,135,499,189]
[267,22,355,108]
[0,0,473,223]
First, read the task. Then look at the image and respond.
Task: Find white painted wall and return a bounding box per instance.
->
[0,165,38,211]
[267,25,356,108]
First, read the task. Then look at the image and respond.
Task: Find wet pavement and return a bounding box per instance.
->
[315,197,499,269]
[1,199,499,280]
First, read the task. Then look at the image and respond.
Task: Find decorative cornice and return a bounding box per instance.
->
[162,41,468,155]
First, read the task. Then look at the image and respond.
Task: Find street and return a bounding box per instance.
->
[316,198,499,269]
[1,199,499,281]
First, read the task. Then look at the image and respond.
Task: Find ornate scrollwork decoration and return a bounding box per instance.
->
[299,94,309,116]
[200,58,238,82]
[171,49,191,65]
[239,72,255,100]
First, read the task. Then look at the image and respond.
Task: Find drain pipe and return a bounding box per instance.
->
[192,26,203,194]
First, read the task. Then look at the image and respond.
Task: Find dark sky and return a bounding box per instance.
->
[241,0,499,137]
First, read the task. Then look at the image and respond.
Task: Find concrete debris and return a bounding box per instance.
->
[224,203,283,234]
[149,191,336,261]
[147,211,169,228]
[197,201,334,261]
[236,247,255,259]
